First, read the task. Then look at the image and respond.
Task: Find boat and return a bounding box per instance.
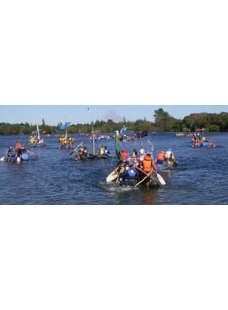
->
[58,122,76,149]
[70,135,112,161]
[0,143,35,163]
[155,150,177,171]
[106,131,166,188]
[176,132,185,137]
[192,135,216,148]
[28,125,46,147]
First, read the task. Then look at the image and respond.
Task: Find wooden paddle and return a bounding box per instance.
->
[135,170,152,187]
[69,142,83,155]
[0,156,5,161]
[106,166,119,183]
[156,172,166,185]
[136,166,166,186]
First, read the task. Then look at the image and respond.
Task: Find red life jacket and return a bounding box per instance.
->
[15,142,22,149]
[121,150,128,161]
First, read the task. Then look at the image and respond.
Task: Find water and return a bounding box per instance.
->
[0,132,227,205]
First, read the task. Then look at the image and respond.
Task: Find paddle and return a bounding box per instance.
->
[69,142,83,155]
[106,165,120,183]
[156,172,166,185]
[136,166,166,186]
[135,170,152,187]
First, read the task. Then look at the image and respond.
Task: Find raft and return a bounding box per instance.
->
[106,163,165,188]
[0,153,30,163]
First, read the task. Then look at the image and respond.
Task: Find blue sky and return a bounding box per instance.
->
[0,105,228,125]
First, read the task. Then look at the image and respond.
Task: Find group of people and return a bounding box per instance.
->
[116,148,157,186]
[115,147,176,186]
[58,136,76,149]
[156,150,177,167]
[6,142,27,162]
[28,135,45,147]
[99,146,111,157]
[74,144,111,160]
[192,133,216,148]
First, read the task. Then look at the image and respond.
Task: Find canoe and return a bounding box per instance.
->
[106,164,166,188]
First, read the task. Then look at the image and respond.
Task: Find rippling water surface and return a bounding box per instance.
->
[0,133,227,205]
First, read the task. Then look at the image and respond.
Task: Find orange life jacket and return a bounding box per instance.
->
[143,155,152,173]
[157,152,165,161]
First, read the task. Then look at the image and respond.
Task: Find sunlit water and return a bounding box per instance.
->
[0,132,227,205]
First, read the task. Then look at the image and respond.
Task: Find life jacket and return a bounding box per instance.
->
[15,142,22,149]
[157,152,165,162]
[143,155,152,173]
[121,150,128,161]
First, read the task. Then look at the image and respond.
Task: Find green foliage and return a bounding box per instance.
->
[1,111,228,135]
[183,112,228,132]
[153,108,179,131]
[207,125,220,132]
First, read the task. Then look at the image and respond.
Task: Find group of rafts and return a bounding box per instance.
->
[106,131,177,188]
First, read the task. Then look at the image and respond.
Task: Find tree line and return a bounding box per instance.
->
[1,109,228,135]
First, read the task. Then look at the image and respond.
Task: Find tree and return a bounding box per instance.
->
[154,108,170,131]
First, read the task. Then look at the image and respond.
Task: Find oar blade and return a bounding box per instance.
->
[156,173,166,186]
[106,171,118,183]
[106,166,119,183]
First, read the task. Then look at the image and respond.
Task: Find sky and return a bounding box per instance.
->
[1,104,228,125]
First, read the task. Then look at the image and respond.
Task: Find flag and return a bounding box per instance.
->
[120,126,127,135]
[115,131,121,160]
[59,122,72,130]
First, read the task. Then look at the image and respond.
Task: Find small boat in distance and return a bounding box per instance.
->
[28,125,46,147]
[58,122,76,149]
[191,133,216,148]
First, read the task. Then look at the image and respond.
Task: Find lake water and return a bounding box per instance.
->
[0,132,227,205]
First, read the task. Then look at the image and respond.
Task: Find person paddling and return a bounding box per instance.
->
[15,141,27,158]
[6,146,15,161]
[142,153,157,174]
